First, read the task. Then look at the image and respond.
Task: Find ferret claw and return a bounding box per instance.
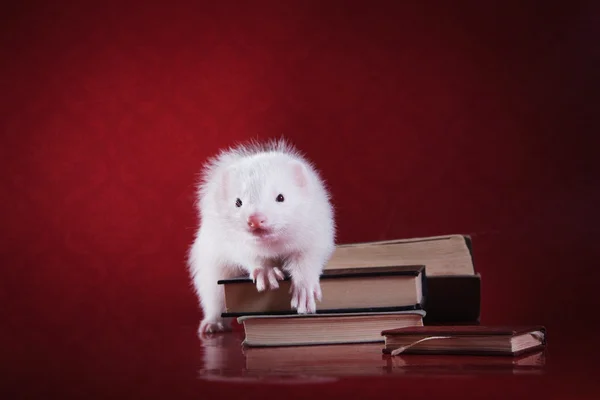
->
[198,318,229,338]
[290,280,321,314]
[251,266,284,292]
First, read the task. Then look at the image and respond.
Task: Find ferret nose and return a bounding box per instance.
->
[247,213,267,230]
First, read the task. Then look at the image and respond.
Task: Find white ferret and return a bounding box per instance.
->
[187,139,336,335]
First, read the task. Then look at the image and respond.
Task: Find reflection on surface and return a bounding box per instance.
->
[198,332,339,383]
[198,331,546,383]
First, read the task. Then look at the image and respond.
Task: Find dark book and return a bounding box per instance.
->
[218,265,426,317]
[382,325,547,356]
[422,274,481,324]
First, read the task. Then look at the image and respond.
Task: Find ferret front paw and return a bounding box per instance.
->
[198,318,231,337]
[251,266,285,292]
[290,279,322,314]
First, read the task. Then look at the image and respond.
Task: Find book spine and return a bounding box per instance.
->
[418,269,427,309]
[462,235,475,267]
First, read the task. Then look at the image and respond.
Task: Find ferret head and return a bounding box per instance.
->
[217,153,314,244]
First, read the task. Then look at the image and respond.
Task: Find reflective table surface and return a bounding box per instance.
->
[4,322,599,399]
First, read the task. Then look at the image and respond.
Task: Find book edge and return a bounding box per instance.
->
[217,264,426,285]
[334,234,470,248]
[236,309,427,322]
[381,326,546,337]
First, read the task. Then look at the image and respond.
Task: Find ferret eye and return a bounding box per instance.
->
[276,194,284,202]
[235,198,242,207]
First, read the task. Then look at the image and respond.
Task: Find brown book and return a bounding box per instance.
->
[327,234,474,275]
[381,325,546,356]
[238,310,425,347]
[325,234,481,324]
[219,265,426,317]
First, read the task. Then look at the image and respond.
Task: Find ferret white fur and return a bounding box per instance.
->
[187,139,336,336]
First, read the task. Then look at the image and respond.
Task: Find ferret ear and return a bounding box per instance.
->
[290,160,308,188]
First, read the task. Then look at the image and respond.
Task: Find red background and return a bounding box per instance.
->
[1,1,599,398]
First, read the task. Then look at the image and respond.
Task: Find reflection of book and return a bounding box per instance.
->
[243,343,390,376]
[388,351,546,376]
[382,326,547,356]
[238,310,425,347]
[325,234,480,324]
[242,341,546,377]
[219,265,426,317]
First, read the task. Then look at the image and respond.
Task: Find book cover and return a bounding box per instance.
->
[219,265,427,318]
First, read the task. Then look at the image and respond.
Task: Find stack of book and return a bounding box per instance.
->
[218,234,482,347]
[325,234,481,325]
